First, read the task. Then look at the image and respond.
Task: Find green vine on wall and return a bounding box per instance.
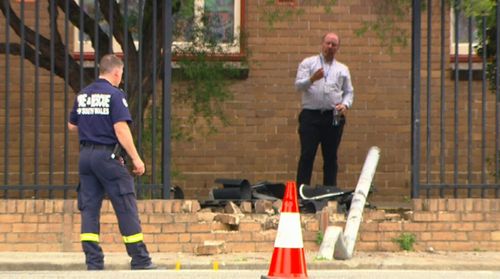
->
[262,0,338,27]
[355,0,413,53]
[262,0,411,53]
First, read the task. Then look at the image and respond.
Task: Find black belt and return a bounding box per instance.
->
[80,142,115,151]
[303,109,333,115]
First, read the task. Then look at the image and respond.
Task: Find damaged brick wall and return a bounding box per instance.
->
[0,199,499,253]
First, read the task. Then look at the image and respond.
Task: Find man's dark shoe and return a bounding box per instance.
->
[131,262,157,270]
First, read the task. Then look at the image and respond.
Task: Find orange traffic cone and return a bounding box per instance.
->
[261,181,308,279]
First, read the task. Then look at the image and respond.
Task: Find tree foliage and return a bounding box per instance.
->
[0,0,237,138]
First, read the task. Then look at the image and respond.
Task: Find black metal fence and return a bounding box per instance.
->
[412,0,500,198]
[3,0,499,200]
[0,0,172,199]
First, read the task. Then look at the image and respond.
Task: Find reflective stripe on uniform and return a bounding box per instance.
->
[80,233,100,242]
[122,233,144,243]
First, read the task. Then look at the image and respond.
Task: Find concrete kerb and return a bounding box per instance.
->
[1,252,500,271]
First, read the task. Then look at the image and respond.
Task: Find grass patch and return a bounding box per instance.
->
[393,233,416,251]
[316,231,324,245]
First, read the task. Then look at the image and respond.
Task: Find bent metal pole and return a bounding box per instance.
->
[318,146,381,260]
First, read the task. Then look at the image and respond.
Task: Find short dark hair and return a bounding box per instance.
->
[99,54,123,74]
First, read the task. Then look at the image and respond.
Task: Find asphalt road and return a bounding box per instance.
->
[1,270,500,279]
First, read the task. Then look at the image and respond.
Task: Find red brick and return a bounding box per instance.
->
[191,233,216,242]
[360,222,379,231]
[402,223,427,232]
[437,212,460,222]
[187,223,212,233]
[162,223,186,233]
[412,212,437,222]
[364,210,386,221]
[152,200,164,213]
[7,200,17,213]
[455,232,468,241]
[12,223,37,233]
[255,242,275,252]
[429,223,451,231]
[438,199,447,211]
[54,201,64,213]
[465,200,474,212]
[100,214,117,224]
[252,231,275,242]
[431,232,456,241]
[37,243,62,252]
[448,242,475,251]
[378,222,402,232]
[360,232,380,241]
[356,241,378,251]
[156,243,186,252]
[34,201,44,213]
[142,224,162,233]
[143,202,154,214]
[378,241,399,251]
[475,222,497,231]
[419,232,432,241]
[44,200,54,213]
[179,233,191,243]
[38,224,62,233]
[0,214,22,223]
[304,219,319,231]
[239,222,262,232]
[174,214,197,223]
[455,199,466,212]
[461,213,484,222]
[412,199,423,211]
[154,234,179,243]
[148,214,174,224]
[48,214,63,223]
[473,199,485,212]
[15,200,26,213]
[9,243,39,252]
[226,242,256,253]
[485,213,500,221]
[468,231,491,241]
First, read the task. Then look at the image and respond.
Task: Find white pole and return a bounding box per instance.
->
[317,146,381,260]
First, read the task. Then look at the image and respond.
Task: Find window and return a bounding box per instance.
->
[74,0,242,55]
[449,7,483,80]
[172,0,241,53]
[73,0,141,54]
[450,8,478,56]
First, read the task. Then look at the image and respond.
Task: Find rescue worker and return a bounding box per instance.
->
[68,54,155,270]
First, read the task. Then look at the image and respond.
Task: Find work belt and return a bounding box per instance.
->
[80,142,115,151]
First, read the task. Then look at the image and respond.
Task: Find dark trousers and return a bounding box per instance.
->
[78,145,151,270]
[296,109,345,188]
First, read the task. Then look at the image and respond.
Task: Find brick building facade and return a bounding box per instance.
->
[0,1,494,202]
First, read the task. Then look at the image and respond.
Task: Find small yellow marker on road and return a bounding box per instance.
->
[212,261,219,271]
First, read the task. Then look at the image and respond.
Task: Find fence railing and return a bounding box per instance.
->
[0,0,173,199]
[411,0,500,198]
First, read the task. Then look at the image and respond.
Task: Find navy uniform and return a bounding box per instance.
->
[69,77,153,270]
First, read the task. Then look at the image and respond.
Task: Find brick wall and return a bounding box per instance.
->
[1,199,500,253]
[0,1,495,203]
